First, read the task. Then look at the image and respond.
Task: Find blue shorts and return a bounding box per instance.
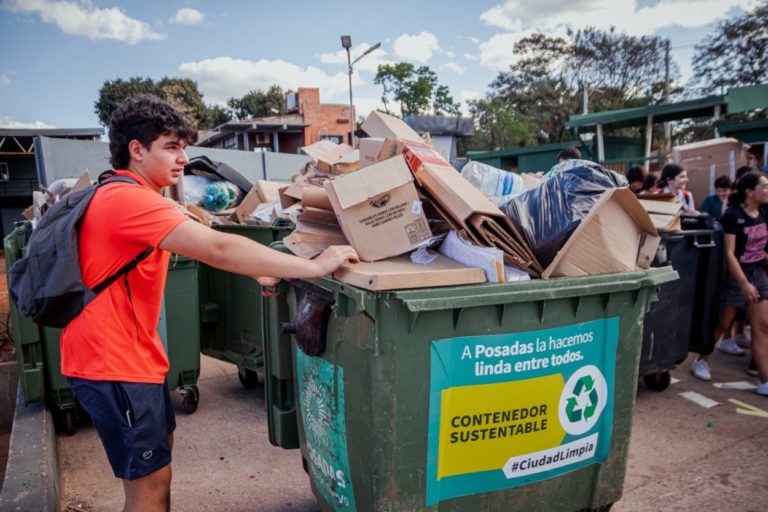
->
[69,378,176,480]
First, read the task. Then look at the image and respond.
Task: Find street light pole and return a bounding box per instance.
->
[340,35,381,147]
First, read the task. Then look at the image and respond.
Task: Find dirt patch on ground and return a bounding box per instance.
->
[0,253,14,363]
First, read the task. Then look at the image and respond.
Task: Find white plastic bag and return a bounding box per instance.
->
[460,161,526,206]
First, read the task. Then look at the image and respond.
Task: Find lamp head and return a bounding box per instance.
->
[341,35,352,49]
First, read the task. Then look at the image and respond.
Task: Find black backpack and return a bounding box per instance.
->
[9,175,153,328]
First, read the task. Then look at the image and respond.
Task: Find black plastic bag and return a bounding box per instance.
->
[501,161,627,268]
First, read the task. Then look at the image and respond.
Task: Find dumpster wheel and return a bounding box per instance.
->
[180,385,200,414]
[54,407,79,436]
[237,365,261,388]
[642,371,671,392]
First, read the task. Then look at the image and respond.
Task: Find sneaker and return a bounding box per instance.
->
[756,381,768,397]
[747,358,759,377]
[734,334,752,349]
[692,358,712,381]
[717,337,746,356]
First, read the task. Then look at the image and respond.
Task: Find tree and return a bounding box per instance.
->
[199,105,232,130]
[94,76,217,128]
[227,85,285,119]
[464,96,537,151]
[691,1,768,94]
[486,28,675,144]
[94,77,161,126]
[374,63,459,116]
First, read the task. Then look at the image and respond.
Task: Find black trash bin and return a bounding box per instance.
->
[640,215,725,391]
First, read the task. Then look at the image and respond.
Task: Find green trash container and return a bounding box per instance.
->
[4,221,202,434]
[264,266,677,511]
[198,219,293,388]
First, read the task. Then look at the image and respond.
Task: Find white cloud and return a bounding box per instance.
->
[479,0,757,37]
[0,74,10,86]
[177,56,354,105]
[393,32,441,63]
[441,62,465,75]
[170,8,204,25]
[0,115,55,129]
[354,96,394,120]
[320,43,390,73]
[1,0,165,44]
[464,36,481,45]
[464,52,479,62]
[479,31,534,70]
[445,50,456,59]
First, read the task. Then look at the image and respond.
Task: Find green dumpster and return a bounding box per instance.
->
[4,221,202,434]
[264,266,677,511]
[198,220,293,387]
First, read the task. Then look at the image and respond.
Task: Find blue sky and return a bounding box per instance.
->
[0,0,757,129]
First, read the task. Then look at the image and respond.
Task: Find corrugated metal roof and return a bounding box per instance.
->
[466,140,585,159]
[0,128,103,137]
[403,115,475,136]
[566,95,726,131]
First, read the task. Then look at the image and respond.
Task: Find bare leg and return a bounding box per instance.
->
[123,464,172,512]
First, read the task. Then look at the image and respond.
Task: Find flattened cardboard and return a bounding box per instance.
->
[301,140,359,174]
[402,142,541,275]
[298,207,339,227]
[333,253,485,291]
[359,137,385,168]
[541,188,660,279]
[672,138,749,207]
[639,198,683,232]
[361,111,422,142]
[256,180,284,203]
[324,155,432,262]
[284,224,349,259]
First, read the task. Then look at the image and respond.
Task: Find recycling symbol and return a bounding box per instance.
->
[558,365,607,435]
[565,375,599,422]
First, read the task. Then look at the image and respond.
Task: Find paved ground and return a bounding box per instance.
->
[57,350,768,512]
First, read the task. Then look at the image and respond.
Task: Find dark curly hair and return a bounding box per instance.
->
[108,94,197,169]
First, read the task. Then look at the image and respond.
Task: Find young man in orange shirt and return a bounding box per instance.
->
[60,95,358,511]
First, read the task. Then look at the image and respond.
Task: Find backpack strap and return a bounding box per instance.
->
[89,173,155,294]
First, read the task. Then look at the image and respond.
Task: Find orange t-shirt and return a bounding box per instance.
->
[61,170,189,384]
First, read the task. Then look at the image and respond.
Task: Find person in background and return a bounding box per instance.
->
[699,175,733,221]
[626,165,646,194]
[557,147,582,163]
[691,172,768,396]
[639,174,660,194]
[658,163,697,213]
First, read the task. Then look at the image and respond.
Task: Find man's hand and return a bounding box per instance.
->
[312,245,359,277]
[256,276,280,287]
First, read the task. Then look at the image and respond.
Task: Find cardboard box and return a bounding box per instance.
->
[333,253,486,291]
[301,140,359,174]
[324,155,432,262]
[638,198,683,232]
[361,111,422,142]
[541,188,660,279]
[671,138,750,208]
[401,142,542,275]
[359,137,385,168]
[283,223,349,259]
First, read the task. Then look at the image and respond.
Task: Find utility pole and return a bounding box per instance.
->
[663,39,671,154]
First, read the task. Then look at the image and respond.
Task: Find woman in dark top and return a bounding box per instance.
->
[690,172,768,396]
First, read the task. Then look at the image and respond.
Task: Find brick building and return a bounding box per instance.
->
[197,87,352,153]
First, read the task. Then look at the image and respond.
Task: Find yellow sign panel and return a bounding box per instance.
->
[437,374,566,479]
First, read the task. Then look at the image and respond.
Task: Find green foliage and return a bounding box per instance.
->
[227,85,284,119]
[199,105,232,130]
[95,76,216,129]
[94,77,161,126]
[464,96,538,152]
[374,63,458,116]
[691,1,768,93]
